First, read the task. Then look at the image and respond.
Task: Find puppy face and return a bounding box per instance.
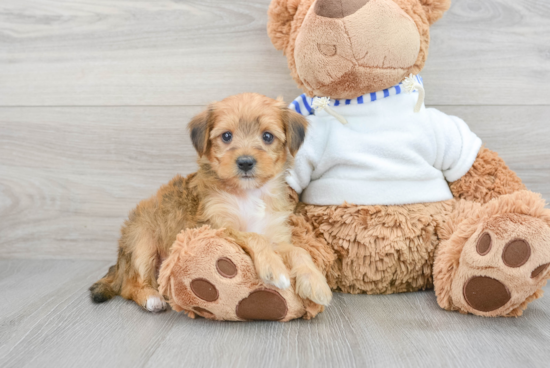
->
[188,93,308,190]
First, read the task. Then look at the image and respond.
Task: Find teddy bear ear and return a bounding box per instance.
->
[267,0,303,51]
[419,0,452,25]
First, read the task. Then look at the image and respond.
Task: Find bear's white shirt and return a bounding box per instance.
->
[286,91,482,206]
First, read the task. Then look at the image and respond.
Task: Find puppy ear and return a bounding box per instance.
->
[283,108,308,156]
[188,107,214,157]
[419,0,451,25]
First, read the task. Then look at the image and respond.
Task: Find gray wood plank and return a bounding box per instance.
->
[0,259,179,368]
[0,0,549,106]
[1,259,550,368]
[0,106,200,259]
[424,0,550,106]
[0,0,303,107]
[0,105,548,260]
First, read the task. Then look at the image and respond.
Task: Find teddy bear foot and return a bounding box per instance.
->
[158,226,323,321]
[452,226,550,317]
[450,213,550,316]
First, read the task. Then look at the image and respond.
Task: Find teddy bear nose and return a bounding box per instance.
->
[236,156,256,172]
[314,0,371,18]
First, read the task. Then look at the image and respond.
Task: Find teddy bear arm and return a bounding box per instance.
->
[449,146,526,204]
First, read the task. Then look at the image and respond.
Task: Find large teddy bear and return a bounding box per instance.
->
[158,0,550,320]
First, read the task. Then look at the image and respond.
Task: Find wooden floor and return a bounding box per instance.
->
[2,259,550,368]
[1,0,549,367]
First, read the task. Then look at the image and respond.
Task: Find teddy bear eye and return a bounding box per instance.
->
[262,132,274,144]
[317,43,337,57]
[221,131,232,143]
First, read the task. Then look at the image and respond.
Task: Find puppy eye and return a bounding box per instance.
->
[262,132,274,144]
[221,131,232,143]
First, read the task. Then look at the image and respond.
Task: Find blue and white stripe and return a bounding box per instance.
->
[290,75,423,116]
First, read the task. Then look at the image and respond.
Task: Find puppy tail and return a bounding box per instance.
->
[89,265,118,303]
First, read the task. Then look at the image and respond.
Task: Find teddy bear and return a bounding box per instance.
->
[158,0,550,320]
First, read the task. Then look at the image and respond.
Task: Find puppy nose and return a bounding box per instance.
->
[236,156,256,172]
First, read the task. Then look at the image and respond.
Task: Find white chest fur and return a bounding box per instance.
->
[236,188,270,235]
[203,178,291,244]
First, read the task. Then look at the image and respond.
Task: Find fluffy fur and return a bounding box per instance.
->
[90,93,332,311]
[450,146,526,204]
[419,0,452,24]
[298,200,454,294]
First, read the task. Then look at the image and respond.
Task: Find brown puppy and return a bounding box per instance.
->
[90,93,332,312]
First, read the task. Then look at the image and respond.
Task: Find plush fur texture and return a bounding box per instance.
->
[90,93,332,315]
[298,200,453,294]
[419,0,452,24]
[291,188,550,316]
[295,189,550,313]
[450,146,526,204]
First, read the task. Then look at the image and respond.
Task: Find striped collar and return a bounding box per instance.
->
[290,75,423,116]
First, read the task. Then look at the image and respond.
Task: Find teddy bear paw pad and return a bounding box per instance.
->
[236,289,288,321]
[190,278,219,302]
[463,276,511,312]
[451,214,550,316]
[216,257,237,278]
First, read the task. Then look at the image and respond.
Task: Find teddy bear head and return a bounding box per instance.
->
[268,0,451,99]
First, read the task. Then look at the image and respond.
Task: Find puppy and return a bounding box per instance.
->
[90,93,332,312]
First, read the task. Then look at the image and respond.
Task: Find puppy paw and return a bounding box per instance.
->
[295,269,333,306]
[255,251,291,290]
[276,274,292,289]
[145,295,167,313]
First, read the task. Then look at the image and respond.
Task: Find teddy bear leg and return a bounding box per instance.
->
[434,190,550,317]
[158,226,322,321]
